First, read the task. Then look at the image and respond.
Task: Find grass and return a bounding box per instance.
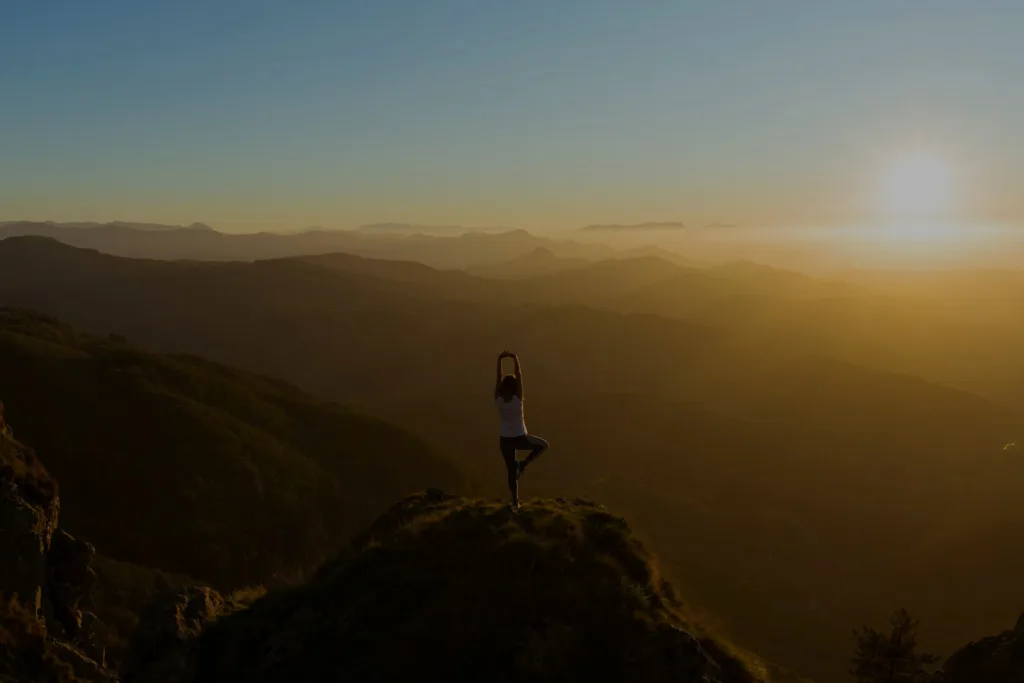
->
[183,491,768,683]
[228,585,268,606]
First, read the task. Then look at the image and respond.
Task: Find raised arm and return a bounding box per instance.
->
[512,353,524,399]
[496,350,512,397]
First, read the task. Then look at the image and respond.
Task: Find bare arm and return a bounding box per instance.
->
[512,354,524,399]
[495,350,511,397]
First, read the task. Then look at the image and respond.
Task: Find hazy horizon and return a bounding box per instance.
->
[5,216,1024,272]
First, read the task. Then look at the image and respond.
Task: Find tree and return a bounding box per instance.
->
[851,608,940,683]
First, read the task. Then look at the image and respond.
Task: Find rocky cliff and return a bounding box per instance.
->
[0,406,112,682]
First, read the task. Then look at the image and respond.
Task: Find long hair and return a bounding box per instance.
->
[498,375,519,401]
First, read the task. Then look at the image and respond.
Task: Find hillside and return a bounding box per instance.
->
[370,388,1023,680]
[9,223,1011,414]
[3,399,810,683]
[465,247,591,279]
[283,238,1024,414]
[122,490,812,683]
[1,238,1022,680]
[942,614,1024,683]
[3,238,1015,445]
[289,242,1024,415]
[4,432,1019,683]
[0,308,467,587]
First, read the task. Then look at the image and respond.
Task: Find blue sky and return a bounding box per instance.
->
[2,0,1022,231]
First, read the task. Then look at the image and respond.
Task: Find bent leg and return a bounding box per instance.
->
[520,434,549,470]
[500,438,518,503]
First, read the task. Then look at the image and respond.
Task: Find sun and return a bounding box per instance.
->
[879,153,956,222]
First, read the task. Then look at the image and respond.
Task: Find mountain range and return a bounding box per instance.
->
[580,221,689,231]
[0,221,628,266]
[1,233,1022,680]
[1,220,215,232]
[357,222,512,235]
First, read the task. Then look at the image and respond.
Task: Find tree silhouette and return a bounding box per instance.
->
[851,608,940,683]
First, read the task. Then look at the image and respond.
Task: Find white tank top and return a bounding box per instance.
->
[496,395,527,438]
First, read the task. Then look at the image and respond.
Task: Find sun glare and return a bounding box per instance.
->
[879,154,955,222]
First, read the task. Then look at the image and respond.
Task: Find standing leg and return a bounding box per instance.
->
[500,438,519,505]
[518,434,549,473]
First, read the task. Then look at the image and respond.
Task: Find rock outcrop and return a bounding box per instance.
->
[941,613,1024,683]
[0,418,111,681]
[119,587,230,683]
[48,530,99,638]
[1,474,59,618]
[124,489,764,683]
[0,414,60,621]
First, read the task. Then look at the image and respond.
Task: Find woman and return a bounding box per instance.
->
[495,350,549,509]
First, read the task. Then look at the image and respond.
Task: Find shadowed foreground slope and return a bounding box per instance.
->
[0,308,467,587]
[942,614,1024,683]
[127,491,784,683]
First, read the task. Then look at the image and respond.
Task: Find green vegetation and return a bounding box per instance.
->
[0,308,468,587]
[850,609,939,683]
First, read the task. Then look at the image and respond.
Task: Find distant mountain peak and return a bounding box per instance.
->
[0,220,219,233]
[359,223,511,236]
[579,221,687,232]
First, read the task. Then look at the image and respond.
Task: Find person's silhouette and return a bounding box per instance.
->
[494,351,549,509]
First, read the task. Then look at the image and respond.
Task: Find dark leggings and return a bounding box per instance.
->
[499,434,549,503]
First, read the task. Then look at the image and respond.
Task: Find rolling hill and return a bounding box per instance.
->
[464,247,591,279]
[1,237,1022,681]
[0,308,467,587]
